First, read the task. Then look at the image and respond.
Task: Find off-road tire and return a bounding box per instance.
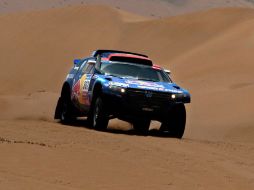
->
[60,96,75,124]
[91,97,109,130]
[160,104,186,139]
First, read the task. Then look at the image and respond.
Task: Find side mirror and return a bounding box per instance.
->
[164,69,171,75]
[74,59,82,65]
[95,54,102,70]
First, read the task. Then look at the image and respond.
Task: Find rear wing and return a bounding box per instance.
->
[91,49,148,58]
[108,54,152,66]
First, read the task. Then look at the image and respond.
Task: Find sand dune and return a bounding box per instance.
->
[0,5,254,190]
[1,0,254,17]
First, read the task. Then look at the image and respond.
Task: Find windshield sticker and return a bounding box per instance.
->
[109,81,129,88]
[125,80,164,88]
[164,89,183,93]
[137,86,160,90]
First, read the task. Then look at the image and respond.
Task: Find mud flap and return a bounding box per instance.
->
[54,97,63,119]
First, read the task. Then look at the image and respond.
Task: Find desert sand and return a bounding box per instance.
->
[0,2,254,190]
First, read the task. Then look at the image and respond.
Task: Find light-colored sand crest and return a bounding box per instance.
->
[0,5,152,96]
[168,12,254,142]
[1,0,254,17]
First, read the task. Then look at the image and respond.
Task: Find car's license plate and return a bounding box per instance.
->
[142,107,154,112]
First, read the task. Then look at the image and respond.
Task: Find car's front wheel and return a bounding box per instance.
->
[60,96,75,124]
[160,104,186,139]
[91,97,109,130]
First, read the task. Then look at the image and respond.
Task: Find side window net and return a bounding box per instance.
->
[82,62,95,74]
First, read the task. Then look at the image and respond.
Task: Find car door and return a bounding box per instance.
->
[71,60,87,108]
[72,60,96,112]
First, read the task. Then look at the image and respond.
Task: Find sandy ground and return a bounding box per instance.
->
[0,3,254,190]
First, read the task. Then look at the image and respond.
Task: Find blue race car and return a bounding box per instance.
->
[55,50,191,138]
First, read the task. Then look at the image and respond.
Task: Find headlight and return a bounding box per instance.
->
[171,93,187,101]
[120,88,126,93]
[109,84,126,93]
[108,82,128,93]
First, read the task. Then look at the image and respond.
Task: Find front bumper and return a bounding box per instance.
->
[104,88,190,121]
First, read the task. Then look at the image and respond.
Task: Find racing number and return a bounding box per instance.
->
[83,79,90,91]
[78,61,95,107]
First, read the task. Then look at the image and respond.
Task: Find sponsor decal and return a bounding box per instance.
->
[137,85,160,91]
[66,74,74,79]
[145,91,153,98]
[125,80,164,88]
[79,75,90,105]
[72,79,80,100]
[72,75,90,105]
[164,89,183,93]
[109,81,129,88]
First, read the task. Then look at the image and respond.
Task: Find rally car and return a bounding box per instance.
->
[55,50,191,138]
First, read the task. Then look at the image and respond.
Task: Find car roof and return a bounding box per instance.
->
[98,53,152,66]
[101,53,153,66]
[108,53,151,61]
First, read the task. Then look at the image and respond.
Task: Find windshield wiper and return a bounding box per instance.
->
[105,73,123,79]
[138,78,159,82]
[122,76,137,80]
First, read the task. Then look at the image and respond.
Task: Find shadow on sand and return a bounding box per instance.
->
[58,118,177,138]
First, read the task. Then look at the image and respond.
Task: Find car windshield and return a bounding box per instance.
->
[101,62,171,82]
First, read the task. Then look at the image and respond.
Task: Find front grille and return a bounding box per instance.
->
[126,88,171,107]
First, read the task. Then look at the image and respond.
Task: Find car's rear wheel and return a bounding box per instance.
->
[133,119,151,134]
[91,97,109,130]
[160,104,186,139]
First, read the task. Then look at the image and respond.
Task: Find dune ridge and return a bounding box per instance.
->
[1,0,254,17]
